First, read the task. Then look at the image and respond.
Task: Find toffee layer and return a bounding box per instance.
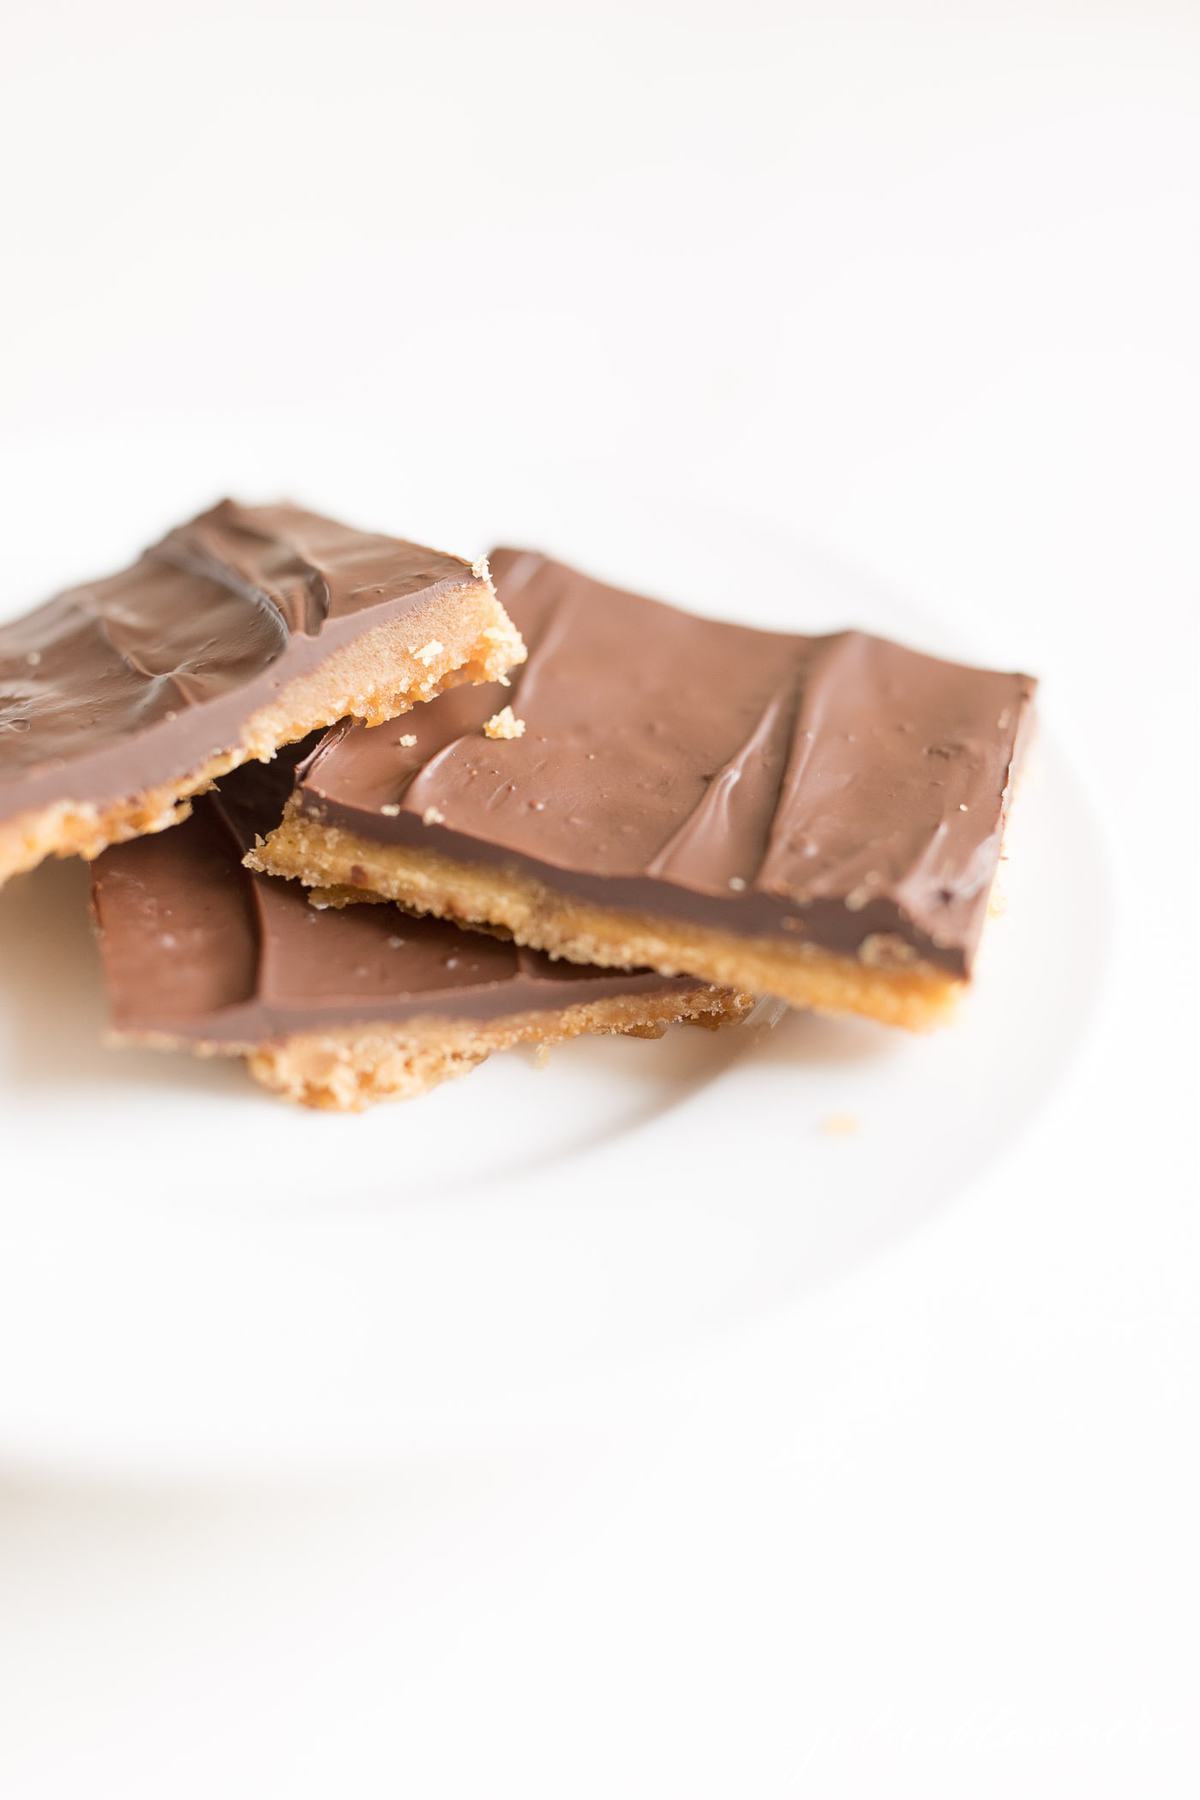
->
[252,811,963,1030]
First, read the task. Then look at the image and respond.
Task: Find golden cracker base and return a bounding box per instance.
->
[112,985,751,1113]
[251,813,963,1031]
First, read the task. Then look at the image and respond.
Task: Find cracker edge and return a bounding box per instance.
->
[0,577,525,887]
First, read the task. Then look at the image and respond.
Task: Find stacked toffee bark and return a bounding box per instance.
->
[0,502,1033,1109]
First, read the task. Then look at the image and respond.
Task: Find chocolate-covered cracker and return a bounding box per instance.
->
[90,752,748,1111]
[251,549,1035,1029]
[0,501,524,886]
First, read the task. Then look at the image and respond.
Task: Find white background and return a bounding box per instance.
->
[0,2,1196,1795]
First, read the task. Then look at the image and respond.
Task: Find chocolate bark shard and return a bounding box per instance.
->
[0,501,524,885]
[254,549,1034,1028]
[90,751,746,1108]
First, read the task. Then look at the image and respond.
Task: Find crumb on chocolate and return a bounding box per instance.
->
[484,706,526,741]
[422,805,446,826]
[380,803,400,817]
[858,933,917,968]
[398,734,417,748]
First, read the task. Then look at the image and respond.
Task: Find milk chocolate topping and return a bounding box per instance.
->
[0,500,483,825]
[294,549,1035,976]
[91,750,702,1044]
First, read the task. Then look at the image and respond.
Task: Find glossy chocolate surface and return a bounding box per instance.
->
[0,500,482,824]
[91,751,702,1045]
[294,549,1035,976]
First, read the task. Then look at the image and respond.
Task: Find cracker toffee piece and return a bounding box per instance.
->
[90,753,749,1112]
[251,550,1036,1030]
[0,501,525,886]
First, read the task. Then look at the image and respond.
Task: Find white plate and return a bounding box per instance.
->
[0,495,1110,1473]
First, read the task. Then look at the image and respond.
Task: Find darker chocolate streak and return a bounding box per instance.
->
[91,750,703,1044]
[0,500,481,824]
[295,549,1035,976]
